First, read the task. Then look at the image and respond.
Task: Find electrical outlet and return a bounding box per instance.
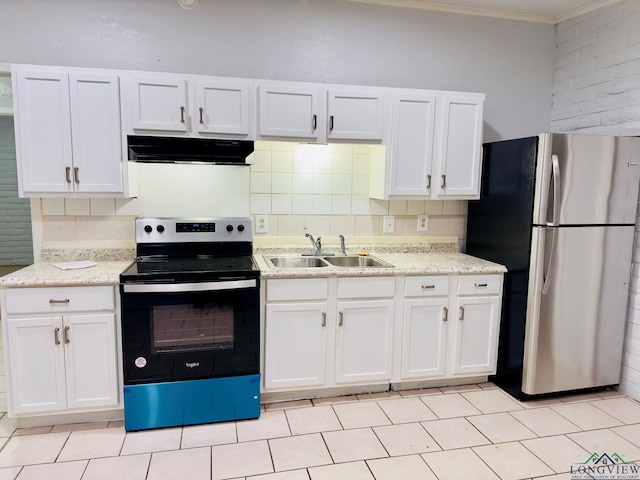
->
[417,215,429,232]
[383,215,395,233]
[255,215,268,234]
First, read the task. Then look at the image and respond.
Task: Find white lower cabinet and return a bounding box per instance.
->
[264,302,328,389]
[263,273,502,393]
[2,286,119,416]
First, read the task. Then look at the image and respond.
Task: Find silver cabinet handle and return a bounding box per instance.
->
[459,306,465,320]
[65,167,71,184]
[329,115,334,131]
[199,107,204,125]
[426,174,431,189]
[443,306,448,322]
[421,284,435,289]
[474,283,488,288]
[63,326,70,344]
[312,114,317,130]
[54,327,61,345]
[441,174,447,188]
[338,310,344,326]
[321,311,326,327]
[49,298,70,304]
[73,167,80,184]
[180,106,185,123]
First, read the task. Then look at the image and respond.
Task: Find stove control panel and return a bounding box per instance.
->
[136,217,253,243]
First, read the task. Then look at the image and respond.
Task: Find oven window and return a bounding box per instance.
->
[152,302,234,353]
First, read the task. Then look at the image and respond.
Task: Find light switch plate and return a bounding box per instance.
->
[417,215,429,232]
[255,215,268,234]
[383,216,395,233]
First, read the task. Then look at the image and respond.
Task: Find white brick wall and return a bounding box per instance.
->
[0,117,32,265]
[552,0,640,399]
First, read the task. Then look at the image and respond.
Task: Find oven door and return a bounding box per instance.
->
[120,278,259,385]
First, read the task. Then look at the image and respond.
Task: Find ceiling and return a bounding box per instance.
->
[343,0,622,23]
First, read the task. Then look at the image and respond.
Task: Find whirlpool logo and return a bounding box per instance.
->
[185,362,200,369]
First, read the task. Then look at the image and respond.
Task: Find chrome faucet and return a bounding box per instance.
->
[338,235,346,255]
[305,233,322,255]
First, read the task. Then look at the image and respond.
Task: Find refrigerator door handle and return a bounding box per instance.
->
[548,154,561,227]
[542,226,558,295]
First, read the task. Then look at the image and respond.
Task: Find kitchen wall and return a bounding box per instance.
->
[0,117,32,265]
[550,0,640,399]
[0,0,554,142]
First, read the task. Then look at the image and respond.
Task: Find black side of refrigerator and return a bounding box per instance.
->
[465,136,538,396]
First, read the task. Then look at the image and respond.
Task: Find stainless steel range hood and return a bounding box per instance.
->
[128,136,254,165]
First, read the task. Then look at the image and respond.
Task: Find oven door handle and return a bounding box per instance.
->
[122,279,257,293]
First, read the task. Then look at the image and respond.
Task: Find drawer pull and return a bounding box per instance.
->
[421,284,435,289]
[443,306,448,322]
[312,114,317,130]
[180,106,185,123]
[321,311,326,327]
[65,166,71,184]
[459,306,465,320]
[426,174,431,189]
[475,283,488,288]
[338,310,344,326]
[64,326,70,344]
[73,167,80,184]
[49,298,70,304]
[54,327,61,345]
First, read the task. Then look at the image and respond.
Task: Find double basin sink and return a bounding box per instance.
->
[264,254,393,269]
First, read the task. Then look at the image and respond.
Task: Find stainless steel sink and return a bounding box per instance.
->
[264,254,393,269]
[264,256,330,268]
[322,255,393,268]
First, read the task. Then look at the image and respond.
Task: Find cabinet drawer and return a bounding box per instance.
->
[266,278,328,302]
[404,275,449,297]
[337,277,395,299]
[457,275,502,296]
[5,286,115,314]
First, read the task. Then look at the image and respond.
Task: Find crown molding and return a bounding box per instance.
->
[554,0,623,24]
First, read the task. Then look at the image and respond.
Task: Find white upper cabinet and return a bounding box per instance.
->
[256,82,387,143]
[371,90,484,200]
[436,94,484,197]
[126,74,253,138]
[13,67,125,197]
[326,89,385,141]
[257,83,320,139]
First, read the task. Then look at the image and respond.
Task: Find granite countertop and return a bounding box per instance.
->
[256,251,506,278]
[0,261,134,288]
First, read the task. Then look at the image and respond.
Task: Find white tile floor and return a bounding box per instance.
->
[0,385,636,479]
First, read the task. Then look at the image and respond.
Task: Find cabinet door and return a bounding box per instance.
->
[69,73,123,193]
[195,80,251,136]
[401,299,448,379]
[264,303,328,389]
[130,76,188,132]
[452,296,500,375]
[14,69,73,194]
[257,83,319,139]
[389,93,436,196]
[335,300,394,384]
[436,95,484,197]
[64,313,119,409]
[327,89,384,141]
[6,316,66,414]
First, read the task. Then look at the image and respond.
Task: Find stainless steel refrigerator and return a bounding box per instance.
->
[466,133,640,398]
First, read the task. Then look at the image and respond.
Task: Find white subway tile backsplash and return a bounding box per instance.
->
[42,216,76,241]
[312,195,332,214]
[293,156,314,173]
[331,195,352,215]
[90,199,116,216]
[65,199,90,216]
[330,215,356,236]
[76,216,109,241]
[407,200,426,215]
[115,198,140,216]
[292,173,313,194]
[251,172,272,194]
[450,216,466,238]
[312,174,332,195]
[250,150,272,172]
[277,215,305,236]
[333,154,353,175]
[370,199,389,215]
[355,215,379,236]
[271,151,294,172]
[313,156,332,174]
[333,175,352,195]
[250,194,271,214]
[292,194,313,214]
[389,200,407,215]
[351,196,371,215]
[352,175,369,196]
[272,194,293,214]
[41,198,65,216]
[353,155,369,175]
[272,173,293,194]
[108,216,135,240]
[425,201,444,215]
[304,215,331,236]
[443,201,462,215]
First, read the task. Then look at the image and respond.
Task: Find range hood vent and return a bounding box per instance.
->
[128,136,254,165]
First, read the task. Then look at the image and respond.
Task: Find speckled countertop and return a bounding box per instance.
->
[0,244,506,288]
[255,252,506,278]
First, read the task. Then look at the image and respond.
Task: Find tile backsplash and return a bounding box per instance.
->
[36,141,467,253]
